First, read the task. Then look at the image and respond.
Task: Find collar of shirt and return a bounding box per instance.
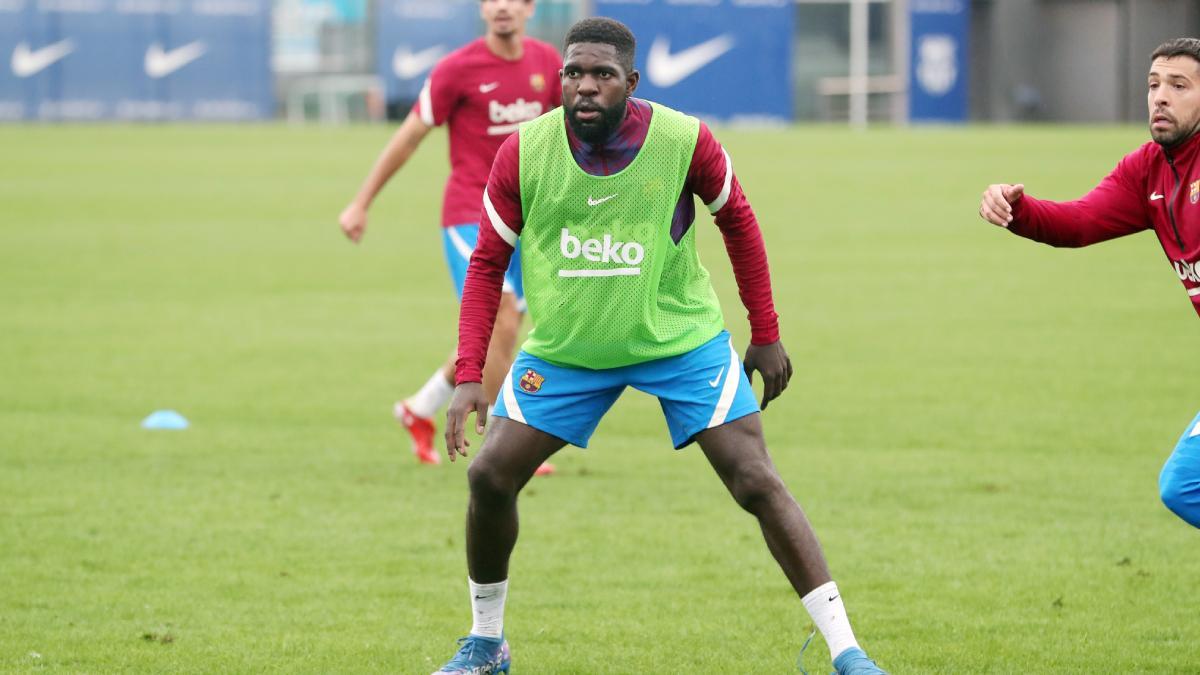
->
[1161,127,1200,165]
[565,98,653,176]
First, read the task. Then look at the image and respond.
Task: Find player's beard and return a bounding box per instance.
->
[1150,108,1200,148]
[567,97,628,145]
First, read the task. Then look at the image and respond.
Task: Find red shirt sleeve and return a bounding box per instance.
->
[687,123,780,344]
[411,55,461,127]
[1008,149,1152,247]
[455,133,525,384]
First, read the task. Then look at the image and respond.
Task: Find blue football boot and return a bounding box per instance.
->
[832,647,887,675]
[431,634,510,675]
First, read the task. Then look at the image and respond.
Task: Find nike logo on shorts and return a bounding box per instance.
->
[708,366,725,388]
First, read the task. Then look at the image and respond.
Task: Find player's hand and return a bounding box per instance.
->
[979,183,1025,227]
[743,340,793,411]
[338,202,368,243]
[445,382,489,462]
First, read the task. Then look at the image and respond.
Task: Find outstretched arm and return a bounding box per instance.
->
[338,110,433,243]
[977,151,1150,247]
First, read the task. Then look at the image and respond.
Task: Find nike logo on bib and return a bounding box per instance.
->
[587,194,617,207]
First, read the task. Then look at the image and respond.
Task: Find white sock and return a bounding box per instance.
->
[801,581,860,661]
[468,578,507,639]
[405,370,454,419]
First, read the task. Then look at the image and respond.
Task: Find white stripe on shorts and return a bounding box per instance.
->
[446,226,474,260]
[502,365,525,424]
[706,338,741,429]
[447,225,516,295]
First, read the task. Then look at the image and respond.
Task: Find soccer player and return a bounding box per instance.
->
[978,37,1200,528]
[338,0,559,473]
[432,17,887,675]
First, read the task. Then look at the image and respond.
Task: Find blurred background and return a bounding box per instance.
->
[3,0,1198,127]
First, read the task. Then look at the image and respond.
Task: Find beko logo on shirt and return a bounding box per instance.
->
[1174,259,1200,282]
[489,98,542,124]
[558,227,644,277]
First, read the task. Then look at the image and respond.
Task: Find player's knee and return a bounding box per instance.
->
[468,458,517,507]
[729,460,786,514]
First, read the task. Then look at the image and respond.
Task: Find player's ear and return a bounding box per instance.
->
[626,69,639,96]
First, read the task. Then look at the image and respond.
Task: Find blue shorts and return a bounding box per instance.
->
[493,330,760,449]
[442,224,524,310]
[1159,408,1200,527]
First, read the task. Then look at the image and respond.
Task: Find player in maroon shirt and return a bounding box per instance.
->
[979,38,1200,529]
[337,0,560,471]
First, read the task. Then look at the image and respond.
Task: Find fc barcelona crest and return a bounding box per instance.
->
[519,369,545,393]
[530,73,546,92]
[1191,179,1200,204]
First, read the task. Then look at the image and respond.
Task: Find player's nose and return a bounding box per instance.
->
[576,76,599,95]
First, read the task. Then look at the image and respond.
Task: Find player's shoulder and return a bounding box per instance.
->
[524,37,561,58]
[1116,140,1165,175]
[525,37,561,64]
[436,38,490,72]
[642,99,702,140]
[1129,139,1163,162]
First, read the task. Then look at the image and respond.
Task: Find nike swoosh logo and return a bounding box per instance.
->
[1150,192,1165,201]
[393,45,444,79]
[145,41,206,78]
[11,40,74,77]
[646,34,735,88]
[707,366,725,388]
[587,194,617,207]
[828,594,839,602]
[479,82,500,93]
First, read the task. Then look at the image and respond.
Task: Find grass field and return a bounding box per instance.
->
[2,122,1198,673]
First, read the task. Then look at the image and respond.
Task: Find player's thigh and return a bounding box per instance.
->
[492,292,523,342]
[693,413,779,490]
[504,239,526,312]
[472,417,568,488]
[492,351,623,449]
[631,330,759,449]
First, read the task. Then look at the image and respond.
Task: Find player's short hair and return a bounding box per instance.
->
[563,17,636,73]
[1151,38,1200,68]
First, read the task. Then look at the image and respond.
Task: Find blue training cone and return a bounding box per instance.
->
[141,410,189,430]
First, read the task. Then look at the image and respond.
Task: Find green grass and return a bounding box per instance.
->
[1,122,1197,673]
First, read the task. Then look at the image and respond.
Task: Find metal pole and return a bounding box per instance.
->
[849,0,869,128]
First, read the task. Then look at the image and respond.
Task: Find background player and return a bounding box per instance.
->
[978,37,1200,528]
[337,0,559,474]
[433,17,886,675]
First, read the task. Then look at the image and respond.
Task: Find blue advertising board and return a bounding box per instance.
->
[0,0,271,121]
[593,0,793,123]
[376,0,479,104]
[909,0,969,123]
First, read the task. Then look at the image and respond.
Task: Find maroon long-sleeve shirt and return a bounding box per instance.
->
[456,98,779,384]
[1008,131,1200,316]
